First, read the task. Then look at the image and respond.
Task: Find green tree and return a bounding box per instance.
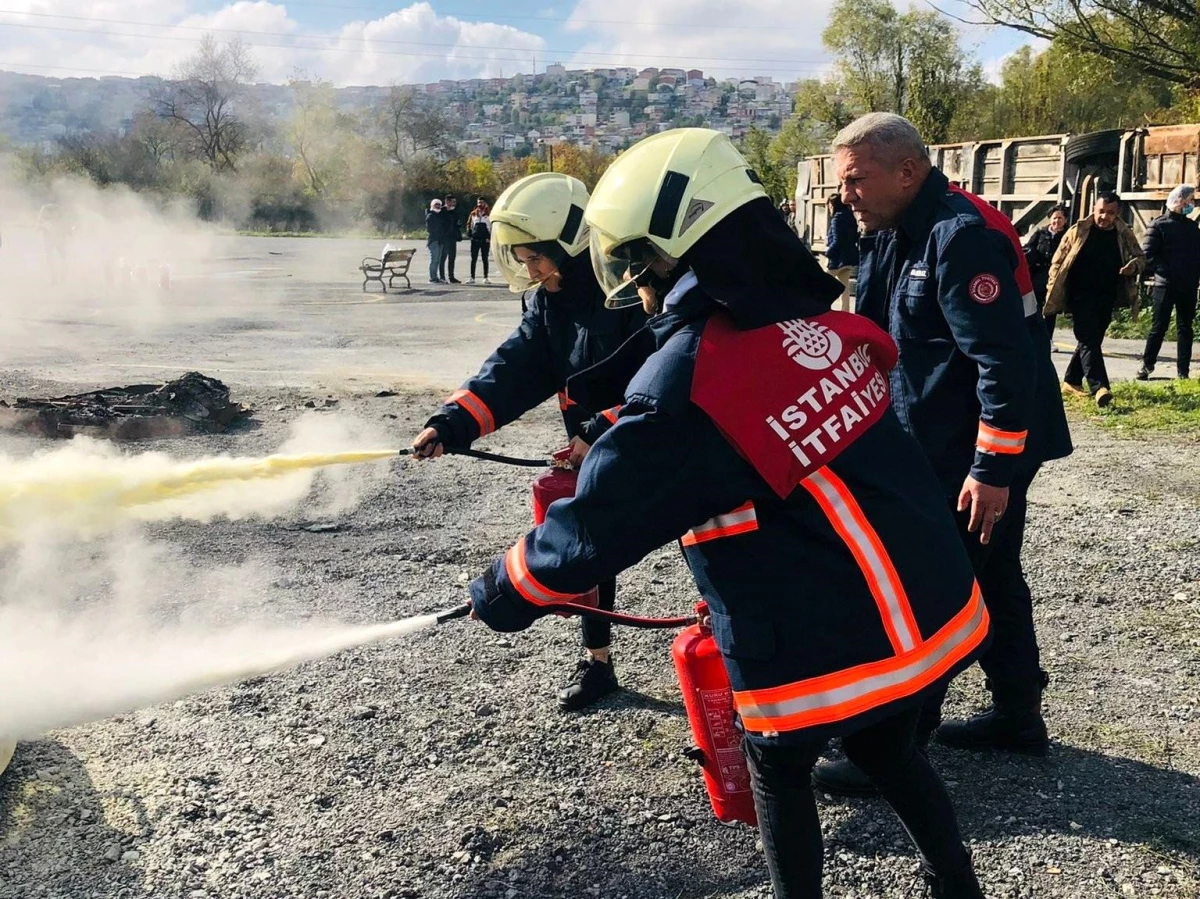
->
[287,76,357,199]
[966,0,1200,89]
[970,42,1180,138]
[791,79,856,132]
[823,0,902,112]
[822,0,984,142]
[741,126,787,201]
[903,11,981,142]
[769,119,827,197]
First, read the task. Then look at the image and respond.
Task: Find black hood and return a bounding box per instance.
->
[680,196,844,329]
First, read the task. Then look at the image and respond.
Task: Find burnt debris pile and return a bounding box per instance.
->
[0,373,252,440]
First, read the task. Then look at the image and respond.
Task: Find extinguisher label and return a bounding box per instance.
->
[699,688,752,796]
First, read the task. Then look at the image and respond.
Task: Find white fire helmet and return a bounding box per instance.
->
[490,172,591,293]
[585,128,767,307]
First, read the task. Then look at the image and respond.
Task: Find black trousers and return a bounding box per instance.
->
[580,579,616,650]
[920,470,1043,734]
[746,707,970,899]
[470,239,490,279]
[1142,284,1197,377]
[1063,293,1115,391]
[439,239,457,280]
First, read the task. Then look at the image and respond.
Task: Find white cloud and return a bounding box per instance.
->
[561,0,837,81]
[0,2,546,85]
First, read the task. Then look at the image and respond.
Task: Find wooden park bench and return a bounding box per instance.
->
[359,248,415,292]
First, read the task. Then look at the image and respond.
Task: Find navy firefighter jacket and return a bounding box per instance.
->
[426,252,647,447]
[856,168,1072,495]
[470,282,990,745]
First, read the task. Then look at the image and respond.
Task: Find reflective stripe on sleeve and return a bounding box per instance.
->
[735,583,988,734]
[557,390,576,412]
[976,421,1027,456]
[448,389,496,436]
[681,501,758,546]
[504,539,579,606]
[801,468,921,654]
[1023,290,1038,317]
[600,405,622,426]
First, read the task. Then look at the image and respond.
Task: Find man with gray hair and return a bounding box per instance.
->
[812,112,1073,798]
[1137,184,1199,380]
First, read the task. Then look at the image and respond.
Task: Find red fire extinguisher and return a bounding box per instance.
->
[672,601,758,827]
[530,463,599,612]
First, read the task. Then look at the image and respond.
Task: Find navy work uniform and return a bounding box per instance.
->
[426,251,646,655]
[469,273,989,895]
[855,166,1072,718]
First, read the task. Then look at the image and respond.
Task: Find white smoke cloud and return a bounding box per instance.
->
[0,415,395,539]
[0,413,414,741]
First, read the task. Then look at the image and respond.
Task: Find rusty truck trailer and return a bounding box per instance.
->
[797,124,1200,255]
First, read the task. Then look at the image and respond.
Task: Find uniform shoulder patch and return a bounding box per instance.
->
[968,273,1001,304]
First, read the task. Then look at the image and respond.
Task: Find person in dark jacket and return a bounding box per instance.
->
[424,199,446,283]
[438,195,463,283]
[813,113,1073,798]
[1024,204,1069,339]
[467,198,492,284]
[1138,185,1199,380]
[824,194,859,312]
[470,129,989,899]
[413,173,646,709]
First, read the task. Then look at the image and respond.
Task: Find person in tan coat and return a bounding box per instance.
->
[1044,191,1145,407]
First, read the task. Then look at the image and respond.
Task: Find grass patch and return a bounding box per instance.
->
[1064,379,1200,434]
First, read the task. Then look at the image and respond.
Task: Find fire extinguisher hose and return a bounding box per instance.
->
[398,446,552,468]
[433,601,696,630]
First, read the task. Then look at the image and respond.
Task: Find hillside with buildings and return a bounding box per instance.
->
[0,65,798,155]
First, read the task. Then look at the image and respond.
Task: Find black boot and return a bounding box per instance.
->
[924,857,985,899]
[934,705,1048,756]
[811,756,877,797]
[557,656,618,711]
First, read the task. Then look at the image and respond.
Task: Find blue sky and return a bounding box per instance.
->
[0,1,1037,85]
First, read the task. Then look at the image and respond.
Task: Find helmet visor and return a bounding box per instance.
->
[492,221,552,293]
[589,231,660,309]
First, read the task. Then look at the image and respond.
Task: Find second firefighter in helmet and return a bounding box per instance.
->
[410,172,646,710]
[470,130,990,898]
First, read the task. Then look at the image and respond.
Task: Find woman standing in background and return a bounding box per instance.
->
[1024,203,1069,340]
[468,198,492,285]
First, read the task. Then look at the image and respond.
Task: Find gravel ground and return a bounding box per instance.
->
[1,376,1197,899]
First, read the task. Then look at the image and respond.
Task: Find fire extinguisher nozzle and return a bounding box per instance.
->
[435,602,473,624]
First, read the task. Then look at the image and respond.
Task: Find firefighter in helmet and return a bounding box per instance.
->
[468,130,989,898]
[411,172,646,710]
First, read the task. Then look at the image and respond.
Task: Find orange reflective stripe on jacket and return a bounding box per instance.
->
[735,583,989,734]
[557,390,576,412]
[448,389,496,436]
[801,468,921,654]
[681,501,758,546]
[504,538,578,606]
[976,421,1027,455]
[601,405,622,425]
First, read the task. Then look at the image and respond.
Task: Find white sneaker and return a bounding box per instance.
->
[484,278,492,285]
[467,278,476,284]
